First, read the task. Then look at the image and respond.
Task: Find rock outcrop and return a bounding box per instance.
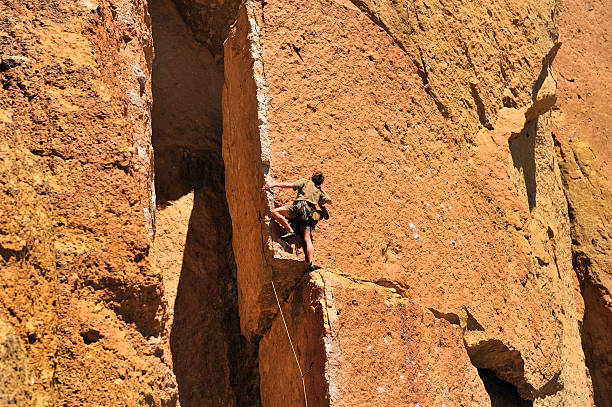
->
[223,0,596,405]
[260,271,492,407]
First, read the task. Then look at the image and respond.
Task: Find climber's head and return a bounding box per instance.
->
[312,171,325,186]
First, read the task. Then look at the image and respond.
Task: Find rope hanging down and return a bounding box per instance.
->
[259,210,309,407]
[271,280,309,407]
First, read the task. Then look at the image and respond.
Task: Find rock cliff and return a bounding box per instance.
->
[1,0,175,405]
[0,0,609,406]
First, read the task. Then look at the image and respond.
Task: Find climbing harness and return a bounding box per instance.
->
[293,200,316,224]
[271,279,309,407]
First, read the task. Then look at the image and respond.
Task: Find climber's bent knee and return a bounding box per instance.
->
[272,206,292,218]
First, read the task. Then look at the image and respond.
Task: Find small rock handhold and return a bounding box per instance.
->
[127,89,143,108]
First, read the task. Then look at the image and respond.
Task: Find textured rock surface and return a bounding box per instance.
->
[0,0,176,405]
[0,0,609,405]
[260,271,492,407]
[552,1,612,405]
[223,1,306,340]
[0,136,55,405]
[555,138,612,407]
[0,307,34,405]
[152,192,193,341]
[223,0,593,405]
[553,0,611,173]
[171,0,242,56]
[348,0,560,136]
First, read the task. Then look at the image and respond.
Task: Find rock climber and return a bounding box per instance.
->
[263,171,331,272]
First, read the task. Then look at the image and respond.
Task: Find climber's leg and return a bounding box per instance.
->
[303,227,316,268]
[270,206,294,233]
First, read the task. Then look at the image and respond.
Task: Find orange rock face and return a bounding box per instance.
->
[555,137,612,407]
[224,0,594,405]
[0,0,176,404]
[1,0,609,405]
[553,1,612,404]
[553,0,611,173]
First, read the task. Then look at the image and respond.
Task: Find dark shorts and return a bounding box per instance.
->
[287,200,316,231]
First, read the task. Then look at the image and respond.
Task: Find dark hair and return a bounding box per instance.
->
[312,171,324,186]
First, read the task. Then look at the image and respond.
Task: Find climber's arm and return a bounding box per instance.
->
[263,182,294,190]
[320,188,332,205]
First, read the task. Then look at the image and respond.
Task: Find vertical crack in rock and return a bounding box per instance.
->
[149,0,260,405]
[223,0,307,342]
[509,119,538,211]
[470,82,494,130]
[551,0,612,402]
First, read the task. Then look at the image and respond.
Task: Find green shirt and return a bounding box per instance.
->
[293,179,330,206]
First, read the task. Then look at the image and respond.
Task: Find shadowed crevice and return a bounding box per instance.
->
[478,368,533,407]
[573,252,612,407]
[467,339,530,400]
[150,0,223,204]
[170,171,260,406]
[149,0,261,405]
[509,119,538,211]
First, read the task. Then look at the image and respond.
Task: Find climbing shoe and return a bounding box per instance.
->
[308,263,321,272]
[281,231,296,239]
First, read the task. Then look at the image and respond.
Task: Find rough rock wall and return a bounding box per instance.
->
[223,0,596,406]
[348,0,560,136]
[555,138,611,407]
[0,0,176,405]
[552,0,612,405]
[0,0,608,405]
[553,0,611,173]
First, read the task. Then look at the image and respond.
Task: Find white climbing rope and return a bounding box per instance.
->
[271,279,309,407]
[259,210,309,406]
